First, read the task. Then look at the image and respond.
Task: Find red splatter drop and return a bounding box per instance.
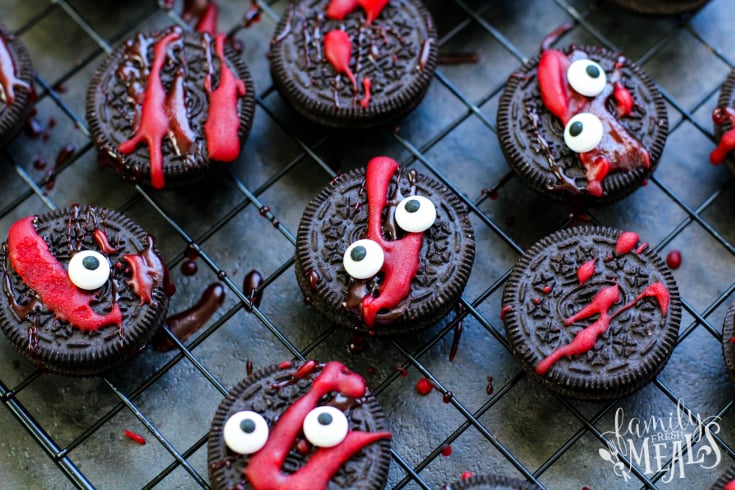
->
[542,285,552,294]
[415,377,433,395]
[278,360,292,369]
[577,257,597,286]
[295,439,311,455]
[396,366,408,377]
[461,471,474,480]
[442,391,453,403]
[485,376,494,395]
[666,250,682,270]
[500,305,513,320]
[181,260,198,276]
[635,242,649,255]
[367,366,376,375]
[615,231,639,255]
[246,358,253,375]
[440,445,452,457]
[124,430,146,445]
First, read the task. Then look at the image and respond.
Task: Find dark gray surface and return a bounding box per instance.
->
[0,0,734,489]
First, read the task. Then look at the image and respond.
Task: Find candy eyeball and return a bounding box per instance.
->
[223,411,269,455]
[68,250,111,290]
[343,239,384,280]
[563,113,603,153]
[567,58,607,97]
[395,196,436,233]
[302,406,349,448]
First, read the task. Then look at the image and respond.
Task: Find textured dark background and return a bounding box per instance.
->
[0,0,734,489]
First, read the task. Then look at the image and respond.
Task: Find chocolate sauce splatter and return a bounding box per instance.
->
[153,282,225,351]
[437,52,479,65]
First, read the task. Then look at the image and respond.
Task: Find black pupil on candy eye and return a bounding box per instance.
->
[317,413,333,426]
[82,256,99,270]
[240,419,256,433]
[405,199,420,213]
[586,64,600,79]
[569,121,583,137]
[350,246,367,262]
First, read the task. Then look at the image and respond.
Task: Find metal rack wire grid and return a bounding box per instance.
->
[1,0,734,488]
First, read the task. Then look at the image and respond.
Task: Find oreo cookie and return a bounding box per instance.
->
[269,0,437,128]
[497,45,668,205]
[207,360,391,490]
[0,205,172,376]
[294,156,475,336]
[86,26,256,189]
[712,464,735,490]
[444,474,540,490]
[502,226,681,400]
[722,301,735,383]
[609,0,710,15]
[0,24,34,147]
[710,69,735,174]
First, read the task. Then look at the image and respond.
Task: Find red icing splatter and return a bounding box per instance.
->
[711,106,735,165]
[500,305,513,320]
[666,250,682,269]
[118,30,183,189]
[124,429,147,445]
[244,362,391,489]
[122,235,168,304]
[359,157,425,328]
[440,445,452,456]
[360,77,372,109]
[195,2,218,34]
[278,360,292,369]
[536,281,669,375]
[461,471,474,480]
[93,229,120,255]
[635,242,648,255]
[7,217,122,332]
[577,257,596,285]
[324,30,357,93]
[204,33,247,162]
[725,481,735,490]
[542,285,552,294]
[0,34,30,105]
[485,376,494,395]
[615,231,639,255]
[396,366,408,377]
[326,0,389,25]
[537,48,649,197]
[415,377,433,395]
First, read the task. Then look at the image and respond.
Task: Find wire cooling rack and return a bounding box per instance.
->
[2,0,735,488]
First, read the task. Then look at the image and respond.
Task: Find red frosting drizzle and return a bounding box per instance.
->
[0,34,30,106]
[615,231,639,255]
[324,30,357,93]
[536,281,669,374]
[93,229,120,255]
[244,362,391,490]
[195,2,218,34]
[577,257,596,285]
[7,217,122,332]
[359,157,425,328]
[204,33,247,162]
[537,48,650,197]
[710,106,735,165]
[122,235,168,304]
[326,0,389,25]
[360,78,372,109]
[118,30,183,189]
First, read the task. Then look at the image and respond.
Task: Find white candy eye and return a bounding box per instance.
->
[564,113,603,153]
[223,411,269,455]
[303,406,349,448]
[567,59,607,97]
[395,196,436,233]
[343,239,384,280]
[68,250,111,290]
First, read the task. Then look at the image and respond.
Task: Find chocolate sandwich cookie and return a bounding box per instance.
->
[712,464,735,490]
[444,474,540,490]
[269,0,437,128]
[294,156,475,336]
[609,0,710,15]
[722,301,735,383]
[497,44,668,205]
[710,69,735,174]
[208,360,391,490]
[87,26,255,189]
[502,226,680,400]
[0,24,34,147]
[0,205,172,376]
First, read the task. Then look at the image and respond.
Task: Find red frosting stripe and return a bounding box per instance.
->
[326,0,389,25]
[118,30,182,189]
[711,106,735,165]
[360,157,424,328]
[0,34,30,106]
[244,361,391,490]
[204,33,247,162]
[195,1,218,34]
[324,30,358,93]
[7,217,122,332]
